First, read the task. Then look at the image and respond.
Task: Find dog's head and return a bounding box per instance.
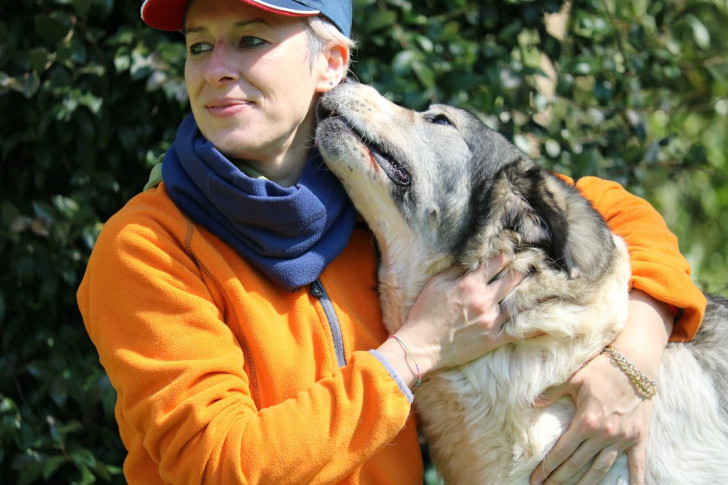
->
[316,81,613,281]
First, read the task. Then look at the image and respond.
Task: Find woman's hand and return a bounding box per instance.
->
[378,255,523,387]
[529,290,674,485]
[528,351,652,484]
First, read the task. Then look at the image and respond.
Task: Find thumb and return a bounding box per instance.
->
[533,381,573,407]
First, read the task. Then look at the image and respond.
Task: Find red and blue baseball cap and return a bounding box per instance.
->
[141,0,352,37]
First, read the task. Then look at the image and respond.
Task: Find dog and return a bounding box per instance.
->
[315,81,728,484]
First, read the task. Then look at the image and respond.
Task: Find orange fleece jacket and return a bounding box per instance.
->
[567,175,705,341]
[78,177,705,484]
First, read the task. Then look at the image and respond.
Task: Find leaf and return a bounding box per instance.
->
[69,447,96,468]
[687,15,711,50]
[14,421,35,450]
[73,0,94,17]
[34,14,71,45]
[113,46,131,72]
[77,465,96,484]
[392,49,416,74]
[76,91,103,114]
[52,195,80,218]
[366,9,398,32]
[413,61,436,89]
[71,38,88,65]
[41,456,67,480]
[28,47,50,72]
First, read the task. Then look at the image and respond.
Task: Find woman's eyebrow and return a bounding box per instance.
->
[183,18,270,35]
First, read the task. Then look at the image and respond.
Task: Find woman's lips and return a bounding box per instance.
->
[205,99,252,117]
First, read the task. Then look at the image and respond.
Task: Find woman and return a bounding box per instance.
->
[77,0,706,483]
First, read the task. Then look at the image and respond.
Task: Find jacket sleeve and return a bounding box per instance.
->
[76,202,414,484]
[562,175,706,341]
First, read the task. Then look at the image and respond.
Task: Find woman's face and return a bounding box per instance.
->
[184,0,336,181]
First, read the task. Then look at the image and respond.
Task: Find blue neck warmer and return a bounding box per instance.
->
[162,114,358,291]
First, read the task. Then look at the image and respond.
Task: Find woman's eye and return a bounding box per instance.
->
[188,42,212,55]
[238,36,266,48]
[430,114,453,126]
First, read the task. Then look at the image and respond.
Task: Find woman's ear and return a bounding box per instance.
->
[315,42,349,92]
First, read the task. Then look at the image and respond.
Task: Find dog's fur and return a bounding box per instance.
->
[316,82,728,484]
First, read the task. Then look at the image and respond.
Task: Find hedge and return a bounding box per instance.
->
[1,0,726,483]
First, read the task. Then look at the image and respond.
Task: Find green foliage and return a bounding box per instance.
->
[352,0,728,295]
[0,0,725,482]
[1,0,186,482]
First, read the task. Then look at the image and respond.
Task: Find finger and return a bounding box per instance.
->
[479,253,511,281]
[494,301,511,328]
[443,257,508,294]
[489,268,524,302]
[530,433,585,484]
[627,440,647,485]
[575,447,620,485]
[534,381,572,407]
[491,289,529,340]
[541,440,604,485]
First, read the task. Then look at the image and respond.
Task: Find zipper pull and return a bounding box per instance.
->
[310,279,324,298]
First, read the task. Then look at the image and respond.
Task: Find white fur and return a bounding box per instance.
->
[391,233,632,484]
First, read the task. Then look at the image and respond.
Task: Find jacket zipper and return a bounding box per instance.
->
[185,223,261,408]
[310,278,347,367]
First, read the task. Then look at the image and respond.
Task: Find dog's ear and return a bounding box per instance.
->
[491,161,575,275]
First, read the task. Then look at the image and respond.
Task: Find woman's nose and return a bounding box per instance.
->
[204,43,239,85]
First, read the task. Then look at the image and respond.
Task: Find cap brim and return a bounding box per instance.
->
[141,0,320,32]
[141,0,188,31]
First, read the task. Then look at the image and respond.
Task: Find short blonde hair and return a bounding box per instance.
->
[304,15,356,71]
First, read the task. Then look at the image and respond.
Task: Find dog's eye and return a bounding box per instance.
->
[429,114,453,126]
